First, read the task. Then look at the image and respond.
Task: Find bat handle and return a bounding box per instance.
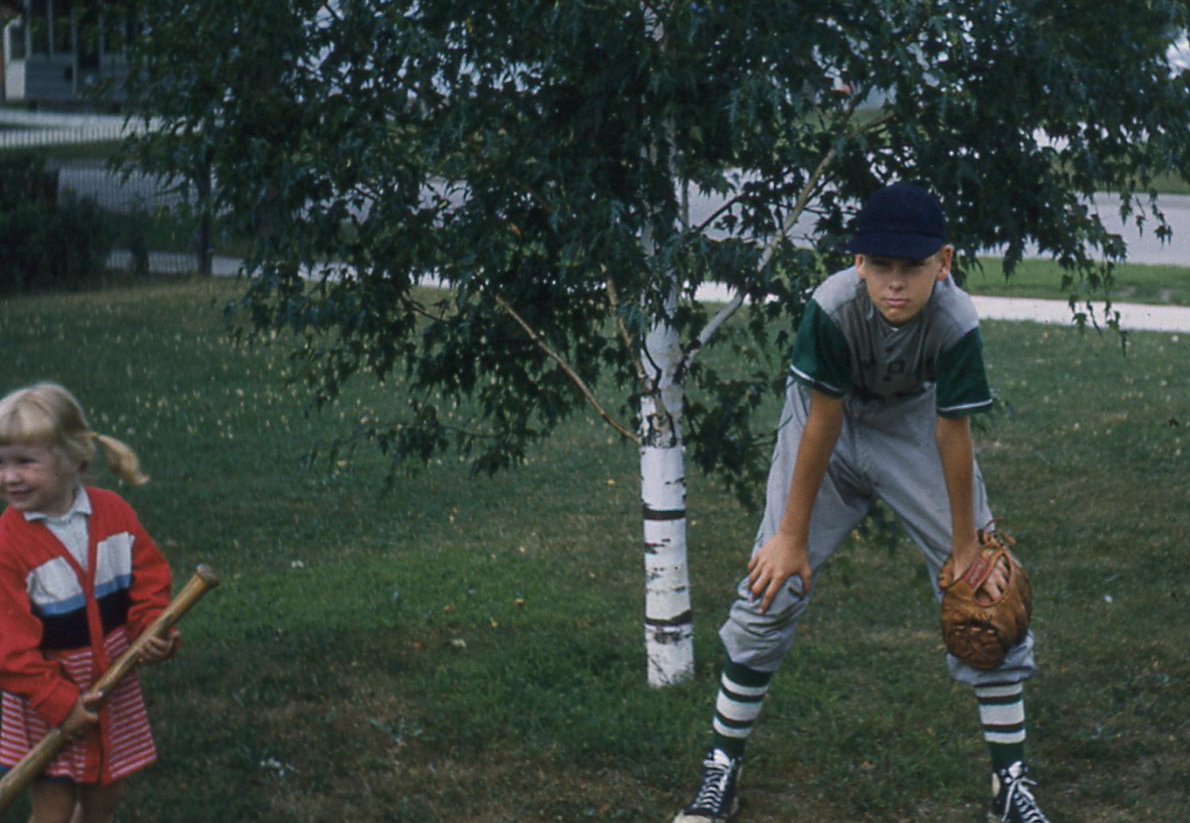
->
[0,728,68,809]
[91,564,220,696]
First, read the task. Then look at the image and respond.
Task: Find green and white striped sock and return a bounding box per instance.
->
[975,682,1027,771]
[710,660,772,758]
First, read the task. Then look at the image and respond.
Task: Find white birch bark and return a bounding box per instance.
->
[638,3,693,686]
[639,227,694,687]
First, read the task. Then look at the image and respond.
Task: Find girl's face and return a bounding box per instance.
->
[0,442,80,517]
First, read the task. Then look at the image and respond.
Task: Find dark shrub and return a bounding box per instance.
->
[0,154,114,293]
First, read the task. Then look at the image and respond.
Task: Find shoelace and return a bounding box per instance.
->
[689,759,733,812]
[1002,772,1048,823]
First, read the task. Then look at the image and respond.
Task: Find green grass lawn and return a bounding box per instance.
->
[0,279,1186,822]
[963,257,1190,305]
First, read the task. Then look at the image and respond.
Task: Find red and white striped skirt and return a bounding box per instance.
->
[0,627,157,785]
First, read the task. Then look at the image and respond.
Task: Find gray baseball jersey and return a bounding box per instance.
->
[790,266,993,415]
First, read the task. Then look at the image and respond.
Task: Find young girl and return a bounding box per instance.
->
[0,382,176,823]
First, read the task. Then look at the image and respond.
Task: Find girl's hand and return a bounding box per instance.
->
[137,628,179,664]
[61,692,102,739]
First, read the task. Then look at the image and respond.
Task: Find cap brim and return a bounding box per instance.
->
[846,233,946,260]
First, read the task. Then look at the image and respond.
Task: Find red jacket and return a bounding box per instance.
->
[0,487,172,727]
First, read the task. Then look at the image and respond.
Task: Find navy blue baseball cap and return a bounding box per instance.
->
[846,182,948,259]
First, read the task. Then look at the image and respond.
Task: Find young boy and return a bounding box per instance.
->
[672,183,1049,823]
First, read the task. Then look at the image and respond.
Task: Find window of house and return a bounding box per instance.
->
[8,22,26,60]
[52,0,76,55]
[28,0,50,56]
[102,4,129,55]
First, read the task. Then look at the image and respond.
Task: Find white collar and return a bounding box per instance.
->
[24,486,92,524]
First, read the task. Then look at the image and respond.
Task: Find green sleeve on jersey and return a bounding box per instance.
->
[790,300,851,397]
[936,327,993,417]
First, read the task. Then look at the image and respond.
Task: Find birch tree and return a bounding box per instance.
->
[121,0,1190,685]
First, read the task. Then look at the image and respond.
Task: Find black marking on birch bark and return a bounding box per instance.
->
[643,543,687,560]
[645,610,693,628]
[641,409,678,447]
[644,566,688,587]
[651,628,692,645]
[642,506,686,521]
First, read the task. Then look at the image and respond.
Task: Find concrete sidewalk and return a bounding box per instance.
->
[971,295,1190,333]
[692,281,1190,333]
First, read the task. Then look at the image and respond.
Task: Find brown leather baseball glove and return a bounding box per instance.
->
[938,530,1032,670]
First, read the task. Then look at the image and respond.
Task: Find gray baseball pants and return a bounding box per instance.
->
[719,380,1036,686]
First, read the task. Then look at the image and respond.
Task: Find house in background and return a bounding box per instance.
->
[0,2,16,99]
[2,0,130,109]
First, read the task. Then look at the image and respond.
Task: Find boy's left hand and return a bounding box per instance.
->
[952,538,1009,605]
[939,531,1032,669]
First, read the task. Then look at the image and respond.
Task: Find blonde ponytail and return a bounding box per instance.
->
[92,432,149,486]
[0,382,150,487]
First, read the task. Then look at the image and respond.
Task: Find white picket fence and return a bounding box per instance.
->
[0,109,140,146]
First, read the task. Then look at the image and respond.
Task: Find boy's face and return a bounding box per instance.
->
[855,246,954,326]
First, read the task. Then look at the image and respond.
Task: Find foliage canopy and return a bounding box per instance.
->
[121,0,1190,497]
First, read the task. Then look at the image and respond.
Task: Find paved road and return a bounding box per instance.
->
[12,109,1187,330]
[5,105,1189,264]
[1086,192,1190,267]
[684,187,1190,268]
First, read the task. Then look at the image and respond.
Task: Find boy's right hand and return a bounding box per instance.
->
[747,531,812,614]
[61,691,103,739]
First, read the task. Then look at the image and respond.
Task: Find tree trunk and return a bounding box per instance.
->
[640,260,694,687]
[195,157,213,277]
[639,5,693,687]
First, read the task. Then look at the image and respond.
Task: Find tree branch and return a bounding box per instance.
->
[684,144,837,367]
[685,106,896,369]
[606,276,647,386]
[493,293,640,444]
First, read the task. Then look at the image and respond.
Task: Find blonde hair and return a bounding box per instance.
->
[0,382,149,486]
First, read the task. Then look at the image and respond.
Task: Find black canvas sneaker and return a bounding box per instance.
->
[989,761,1052,823]
[672,748,743,823]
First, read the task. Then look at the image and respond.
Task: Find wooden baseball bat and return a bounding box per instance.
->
[0,564,220,815]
